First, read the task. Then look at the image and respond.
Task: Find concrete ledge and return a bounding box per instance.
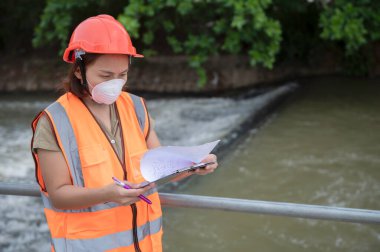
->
[0,55,338,93]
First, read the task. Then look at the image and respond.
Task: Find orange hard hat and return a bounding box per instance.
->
[63,14,143,63]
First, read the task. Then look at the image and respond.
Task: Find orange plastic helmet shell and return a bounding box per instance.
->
[63,14,143,63]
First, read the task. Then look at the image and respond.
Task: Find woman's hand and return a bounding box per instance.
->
[103,181,155,206]
[169,154,219,183]
[192,154,218,176]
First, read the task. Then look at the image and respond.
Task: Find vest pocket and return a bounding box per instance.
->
[78,144,110,188]
[66,210,118,239]
[78,144,107,167]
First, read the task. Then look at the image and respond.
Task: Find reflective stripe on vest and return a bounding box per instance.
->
[128,93,146,133]
[45,102,84,187]
[52,217,162,252]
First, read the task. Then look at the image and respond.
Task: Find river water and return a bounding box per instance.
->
[0,77,379,251]
[162,77,380,251]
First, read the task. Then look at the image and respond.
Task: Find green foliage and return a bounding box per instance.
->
[319,0,380,74]
[119,0,282,86]
[30,0,380,85]
[33,1,92,53]
[33,0,127,54]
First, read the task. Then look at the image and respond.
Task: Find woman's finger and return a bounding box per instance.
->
[123,181,141,189]
[205,162,218,170]
[201,154,217,164]
[117,186,151,198]
[193,168,214,175]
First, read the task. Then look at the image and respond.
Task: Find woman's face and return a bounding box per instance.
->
[76,54,129,88]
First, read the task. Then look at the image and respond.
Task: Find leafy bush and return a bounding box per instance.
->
[318,0,380,75]
[32,0,127,54]
[118,0,282,86]
[320,0,380,54]
[30,0,380,85]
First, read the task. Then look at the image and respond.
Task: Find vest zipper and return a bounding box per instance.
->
[115,105,142,252]
[80,100,141,252]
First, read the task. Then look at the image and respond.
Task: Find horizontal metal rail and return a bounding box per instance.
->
[1,182,379,225]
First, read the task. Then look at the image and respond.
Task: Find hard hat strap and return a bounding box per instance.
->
[76,58,90,95]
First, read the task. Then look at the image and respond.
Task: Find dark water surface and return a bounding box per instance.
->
[163,77,380,252]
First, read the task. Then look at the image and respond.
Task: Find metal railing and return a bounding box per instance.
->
[1,182,379,225]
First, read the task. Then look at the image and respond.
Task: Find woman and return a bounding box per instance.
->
[31,14,218,252]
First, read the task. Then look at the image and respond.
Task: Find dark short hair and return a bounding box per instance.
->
[62,53,100,98]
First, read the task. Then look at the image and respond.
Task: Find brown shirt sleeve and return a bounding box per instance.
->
[32,114,61,153]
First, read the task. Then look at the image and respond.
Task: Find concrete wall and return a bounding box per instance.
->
[0,51,376,93]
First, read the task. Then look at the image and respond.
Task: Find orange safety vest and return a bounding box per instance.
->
[31,92,163,252]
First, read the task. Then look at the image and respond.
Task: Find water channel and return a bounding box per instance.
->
[162,77,380,251]
[0,77,379,251]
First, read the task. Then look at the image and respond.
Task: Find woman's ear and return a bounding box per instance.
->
[74,67,82,81]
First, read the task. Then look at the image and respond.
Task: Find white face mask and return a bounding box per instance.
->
[88,79,125,105]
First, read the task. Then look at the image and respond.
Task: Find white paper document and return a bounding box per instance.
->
[140,140,220,182]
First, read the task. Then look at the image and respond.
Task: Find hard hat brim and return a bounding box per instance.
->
[62,15,145,63]
[63,48,144,63]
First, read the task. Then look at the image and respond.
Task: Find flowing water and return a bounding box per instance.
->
[163,77,380,252]
[0,77,379,251]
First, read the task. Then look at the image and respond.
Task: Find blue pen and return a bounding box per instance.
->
[112,177,152,204]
